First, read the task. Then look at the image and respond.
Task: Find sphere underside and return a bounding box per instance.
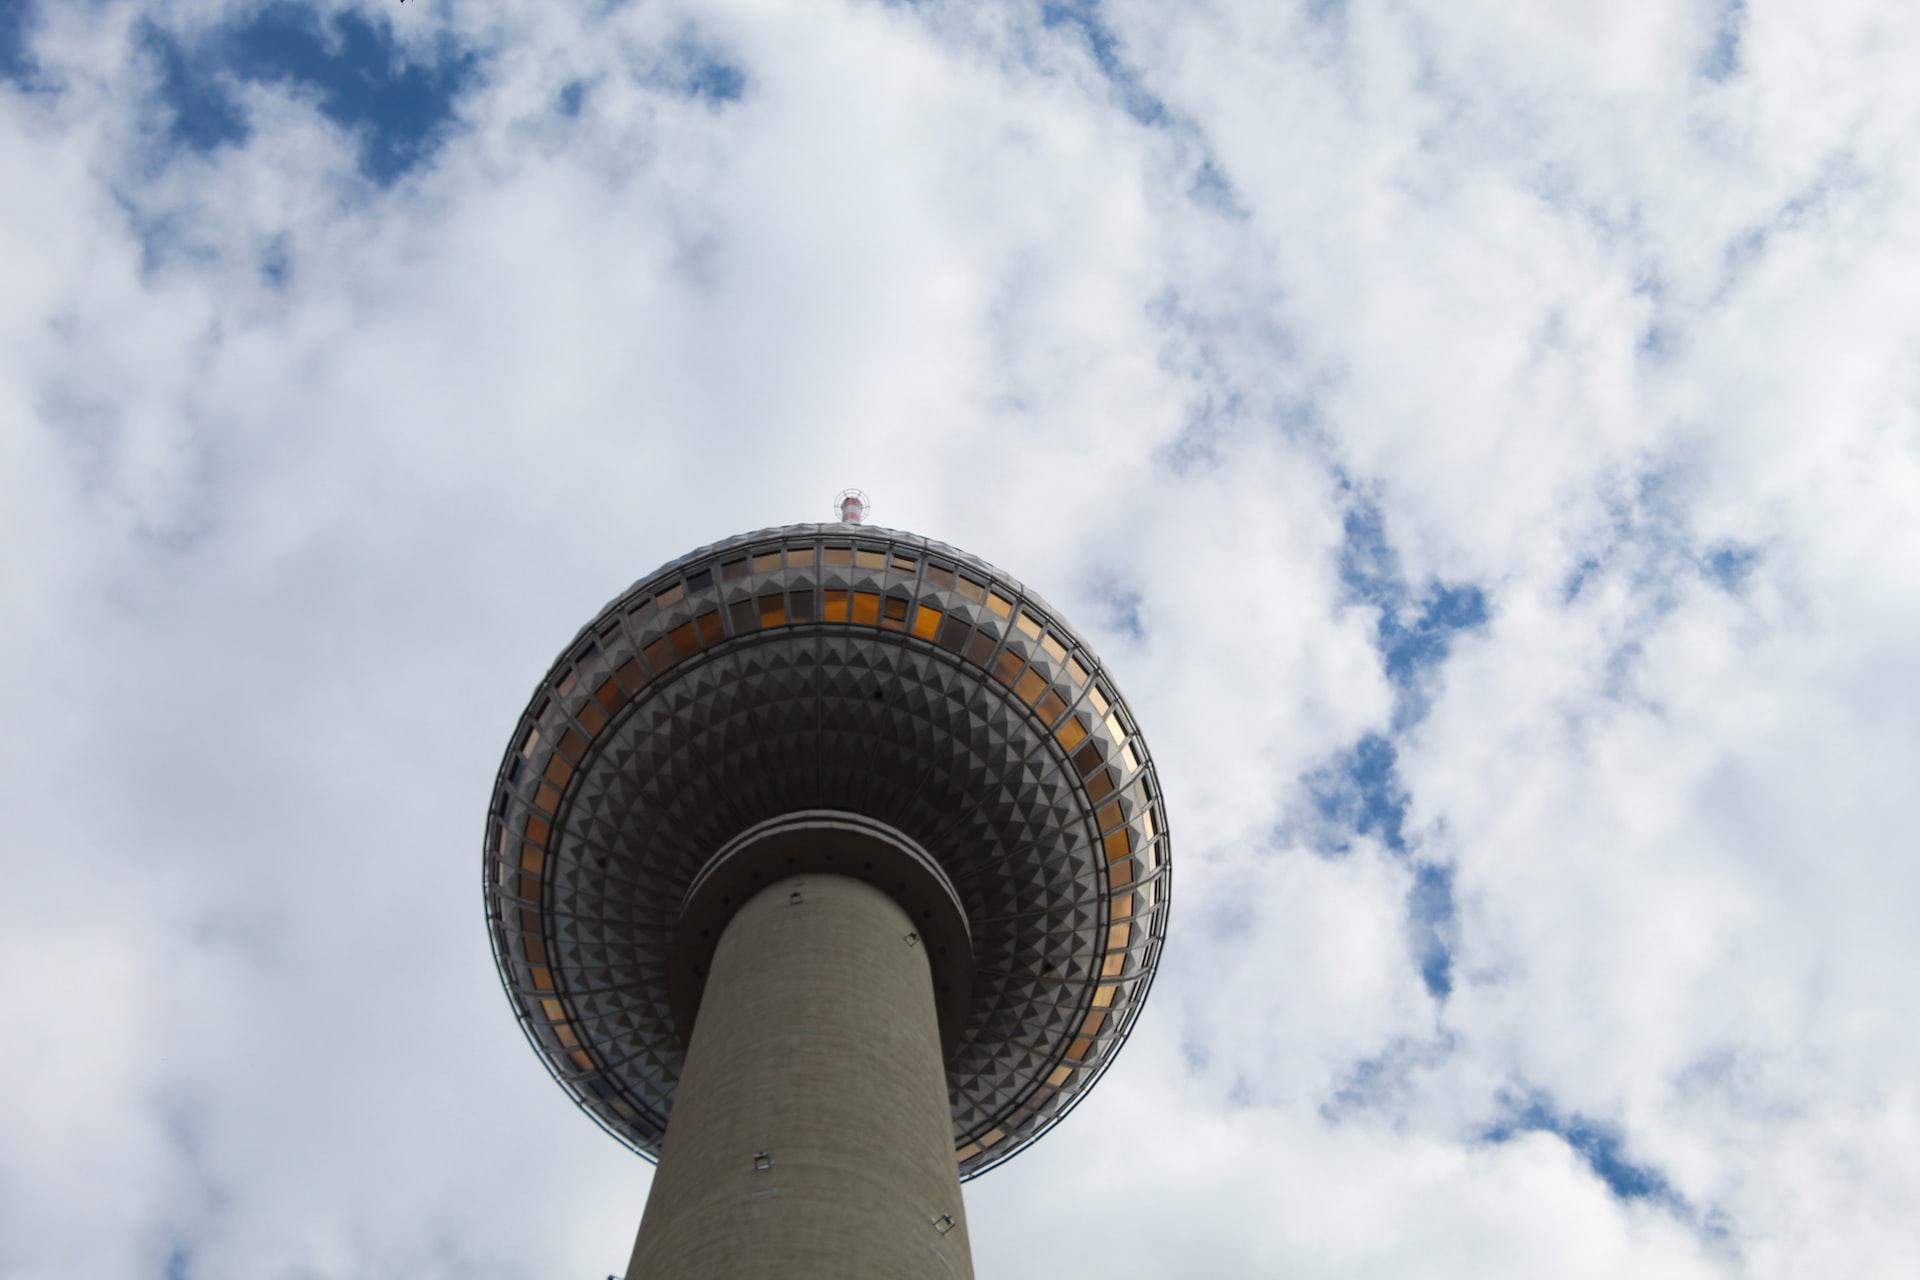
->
[485,524,1170,1178]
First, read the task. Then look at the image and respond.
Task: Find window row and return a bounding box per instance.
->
[524,590,1153,833]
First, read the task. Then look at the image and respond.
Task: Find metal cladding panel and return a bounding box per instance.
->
[484,524,1171,1178]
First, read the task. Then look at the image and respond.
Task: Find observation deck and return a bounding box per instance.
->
[484,524,1170,1178]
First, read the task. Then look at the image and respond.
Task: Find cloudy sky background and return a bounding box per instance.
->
[3,0,1918,1276]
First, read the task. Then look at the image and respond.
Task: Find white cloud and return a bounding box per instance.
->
[3,1,1918,1277]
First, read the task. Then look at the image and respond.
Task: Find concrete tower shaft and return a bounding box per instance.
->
[628,873,972,1280]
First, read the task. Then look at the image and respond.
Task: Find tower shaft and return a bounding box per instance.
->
[627,873,973,1280]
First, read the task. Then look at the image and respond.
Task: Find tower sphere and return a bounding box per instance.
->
[485,523,1170,1178]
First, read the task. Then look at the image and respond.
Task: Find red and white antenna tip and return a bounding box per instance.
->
[835,489,871,525]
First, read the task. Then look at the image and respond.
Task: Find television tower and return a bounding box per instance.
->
[484,503,1169,1278]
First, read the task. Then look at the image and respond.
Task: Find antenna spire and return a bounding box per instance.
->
[835,489,871,525]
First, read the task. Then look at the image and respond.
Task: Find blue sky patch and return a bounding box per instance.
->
[1187,158,1247,218]
[260,233,292,289]
[1301,738,1465,1000]
[227,7,475,184]
[1093,579,1146,641]
[1042,0,1169,128]
[1561,468,1762,615]
[677,46,745,105]
[1701,1,1745,82]
[1482,1094,1685,1208]
[143,21,250,153]
[1380,582,1488,694]
[557,78,586,117]
[1561,554,1601,604]
[1,0,37,84]
[1407,862,1456,998]
[1304,732,1407,854]
[142,7,476,185]
[633,30,748,107]
[1323,1032,1456,1119]
[1704,542,1760,591]
[1638,321,1677,358]
[1339,501,1490,727]
[1338,499,1399,598]
[116,193,219,278]
[1300,497,1487,995]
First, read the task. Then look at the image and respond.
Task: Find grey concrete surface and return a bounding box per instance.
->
[626,873,974,1280]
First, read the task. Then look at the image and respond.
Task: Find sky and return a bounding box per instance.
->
[2,0,1918,1277]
